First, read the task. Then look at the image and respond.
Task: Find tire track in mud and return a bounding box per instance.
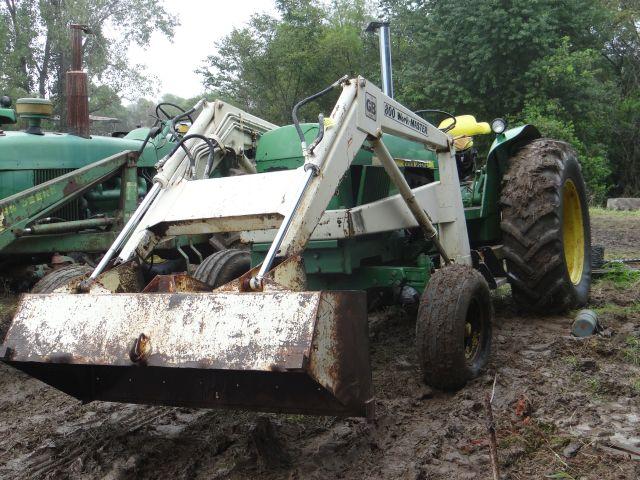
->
[2,405,173,479]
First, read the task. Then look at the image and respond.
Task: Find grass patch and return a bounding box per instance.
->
[600,263,640,286]
[586,377,602,395]
[545,472,576,480]
[591,302,640,316]
[623,336,640,366]
[589,207,640,218]
[632,378,640,394]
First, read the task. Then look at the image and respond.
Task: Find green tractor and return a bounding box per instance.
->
[0,94,195,287]
[0,24,276,290]
[237,110,590,392]
[247,113,591,317]
[0,73,591,416]
[0,24,591,417]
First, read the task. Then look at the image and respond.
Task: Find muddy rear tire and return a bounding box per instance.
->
[31,264,92,293]
[500,139,591,313]
[193,249,251,289]
[416,264,493,391]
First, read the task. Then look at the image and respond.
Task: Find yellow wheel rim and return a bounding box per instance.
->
[562,179,585,285]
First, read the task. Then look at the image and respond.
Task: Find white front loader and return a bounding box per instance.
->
[119,77,471,269]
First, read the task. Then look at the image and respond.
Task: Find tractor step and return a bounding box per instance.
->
[1,291,372,417]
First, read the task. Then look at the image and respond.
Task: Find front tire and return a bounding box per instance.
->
[500,139,591,312]
[31,264,92,293]
[416,264,493,391]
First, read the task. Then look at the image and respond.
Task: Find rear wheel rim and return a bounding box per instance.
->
[562,179,585,285]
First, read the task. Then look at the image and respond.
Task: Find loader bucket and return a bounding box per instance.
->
[0,290,373,417]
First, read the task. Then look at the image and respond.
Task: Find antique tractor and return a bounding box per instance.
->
[1,72,590,416]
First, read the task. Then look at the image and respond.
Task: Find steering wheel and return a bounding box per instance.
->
[414,109,457,133]
[154,102,194,125]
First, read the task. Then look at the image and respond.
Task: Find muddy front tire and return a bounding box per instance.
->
[31,264,92,293]
[500,139,591,312]
[416,264,493,391]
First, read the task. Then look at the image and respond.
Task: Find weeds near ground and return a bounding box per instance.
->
[592,302,640,317]
[622,336,640,366]
[600,263,640,287]
[586,377,602,395]
[544,472,577,479]
[589,207,640,219]
[563,356,579,368]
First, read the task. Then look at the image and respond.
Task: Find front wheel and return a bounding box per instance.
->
[31,264,92,293]
[416,264,493,391]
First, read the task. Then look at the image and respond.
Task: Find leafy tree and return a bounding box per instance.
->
[0,0,178,127]
[601,0,640,195]
[518,38,616,202]
[197,0,640,201]
[383,0,636,202]
[198,0,374,124]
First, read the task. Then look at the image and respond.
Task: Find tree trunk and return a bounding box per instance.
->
[5,0,32,92]
[38,32,51,97]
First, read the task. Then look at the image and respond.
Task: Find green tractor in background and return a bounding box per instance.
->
[0,23,210,290]
[0,94,201,289]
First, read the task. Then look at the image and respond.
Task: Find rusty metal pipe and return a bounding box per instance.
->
[66,24,91,138]
[371,138,451,265]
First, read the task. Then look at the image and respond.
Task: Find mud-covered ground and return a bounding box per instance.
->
[0,210,639,479]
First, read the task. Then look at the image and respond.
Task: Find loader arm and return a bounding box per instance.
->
[115,100,278,263]
[118,77,471,270]
[0,150,135,250]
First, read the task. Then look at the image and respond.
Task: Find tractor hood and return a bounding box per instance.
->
[0,129,170,171]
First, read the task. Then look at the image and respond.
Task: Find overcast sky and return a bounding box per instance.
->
[126,0,276,101]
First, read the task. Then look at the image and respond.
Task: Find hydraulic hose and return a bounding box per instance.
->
[292,75,349,156]
[308,114,324,154]
[166,133,219,179]
[415,109,457,133]
[169,99,205,137]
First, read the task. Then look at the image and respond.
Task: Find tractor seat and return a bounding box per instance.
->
[439,115,491,138]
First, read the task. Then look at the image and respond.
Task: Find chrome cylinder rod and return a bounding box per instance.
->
[378,23,393,98]
[87,182,162,281]
[250,167,315,289]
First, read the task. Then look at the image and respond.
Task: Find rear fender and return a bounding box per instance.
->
[487,124,541,174]
[468,124,541,242]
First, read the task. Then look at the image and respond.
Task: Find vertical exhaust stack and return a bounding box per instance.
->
[66,24,91,138]
[365,21,394,98]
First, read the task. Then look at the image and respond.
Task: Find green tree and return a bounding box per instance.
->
[383,0,638,202]
[517,38,616,203]
[0,0,178,127]
[198,0,374,124]
[600,0,640,195]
